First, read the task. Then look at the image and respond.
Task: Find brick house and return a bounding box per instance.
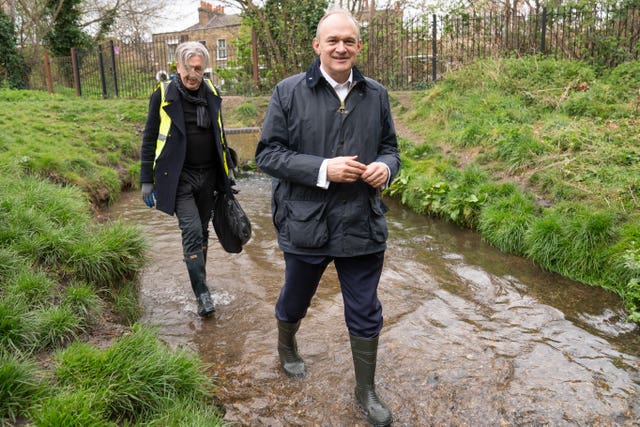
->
[151,2,241,87]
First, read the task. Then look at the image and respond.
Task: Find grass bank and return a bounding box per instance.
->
[0,90,224,425]
[389,57,640,321]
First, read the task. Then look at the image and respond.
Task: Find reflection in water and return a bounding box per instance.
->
[108,172,640,426]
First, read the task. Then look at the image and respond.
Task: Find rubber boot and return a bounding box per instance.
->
[350,335,393,426]
[185,251,215,317]
[277,319,306,377]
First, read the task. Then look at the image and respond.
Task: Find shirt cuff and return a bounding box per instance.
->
[316,159,330,189]
[379,163,391,190]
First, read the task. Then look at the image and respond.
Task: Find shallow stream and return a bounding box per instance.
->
[108,172,640,426]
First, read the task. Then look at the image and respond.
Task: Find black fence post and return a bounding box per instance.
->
[109,40,119,97]
[98,44,108,99]
[540,7,547,54]
[432,14,437,82]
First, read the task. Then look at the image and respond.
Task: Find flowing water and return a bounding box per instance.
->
[108,172,640,426]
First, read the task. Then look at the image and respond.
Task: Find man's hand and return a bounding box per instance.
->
[361,161,389,189]
[326,155,367,183]
[141,183,155,208]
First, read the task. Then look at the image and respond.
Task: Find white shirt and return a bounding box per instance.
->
[317,66,353,189]
[315,65,390,190]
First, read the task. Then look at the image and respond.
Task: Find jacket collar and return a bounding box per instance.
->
[305,57,365,90]
[162,79,222,137]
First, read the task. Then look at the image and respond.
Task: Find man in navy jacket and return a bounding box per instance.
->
[256,9,400,426]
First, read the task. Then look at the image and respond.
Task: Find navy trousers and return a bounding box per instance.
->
[275,251,385,338]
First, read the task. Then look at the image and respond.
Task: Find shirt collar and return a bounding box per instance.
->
[319,64,353,90]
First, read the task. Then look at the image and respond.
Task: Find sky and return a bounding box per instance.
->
[156,1,241,33]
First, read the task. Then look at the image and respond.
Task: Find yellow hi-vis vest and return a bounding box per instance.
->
[155,79,231,176]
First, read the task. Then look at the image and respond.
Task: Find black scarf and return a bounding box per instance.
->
[175,75,210,129]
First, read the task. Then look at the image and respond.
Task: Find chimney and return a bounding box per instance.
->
[198,1,214,25]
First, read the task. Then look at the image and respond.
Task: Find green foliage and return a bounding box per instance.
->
[0,10,29,88]
[0,353,44,424]
[478,187,538,255]
[4,271,55,307]
[108,280,141,326]
[61,282,104,324]
[0,300,37,354]
[621,241,640,322]
[44,0,90,56]
[235,102,257,121]
[34,306,83,350]
[66,221,146,288]
[0,89,144,201]
[0,247,28,284]
[492,125,548,172]
[392,55,640,321]
[52,325,219,425]
[31,387,112,427]
[243,0,329,89]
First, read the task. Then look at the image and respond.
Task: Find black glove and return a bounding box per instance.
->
[141,183,155,208]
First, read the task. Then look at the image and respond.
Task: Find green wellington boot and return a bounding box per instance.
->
[350,335,393,426]
[185,251,215,317]
[277,319,306,377]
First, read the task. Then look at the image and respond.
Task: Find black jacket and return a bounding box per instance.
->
[255,58,401,257]
[140,80,234,215]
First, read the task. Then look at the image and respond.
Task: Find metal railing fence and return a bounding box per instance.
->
[28,5,640,97]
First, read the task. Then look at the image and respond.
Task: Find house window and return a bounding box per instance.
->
[167,40,178,63]
[217,39,227,60]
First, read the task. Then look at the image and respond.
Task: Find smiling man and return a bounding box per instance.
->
[140,41,237,318]
[255,8,400,426]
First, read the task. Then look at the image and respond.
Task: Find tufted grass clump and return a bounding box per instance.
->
[0,352,45,424]
[30,387,112,427]
[51,325,220,425]
[478,187,538,255]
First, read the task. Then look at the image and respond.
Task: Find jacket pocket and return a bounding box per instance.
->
[369,197,389,243]
[284,200,328,248]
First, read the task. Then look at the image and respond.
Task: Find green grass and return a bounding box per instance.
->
[0,89,222,425]
[0,353,45,424]
[392,56,640,320]
[49,325,220,425]
[0,90,146,205]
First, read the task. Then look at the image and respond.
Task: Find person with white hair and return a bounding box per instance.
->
[140,41,237,317]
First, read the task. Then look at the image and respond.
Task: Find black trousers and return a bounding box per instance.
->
[175,167,216,257]
[275,251,385,338]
